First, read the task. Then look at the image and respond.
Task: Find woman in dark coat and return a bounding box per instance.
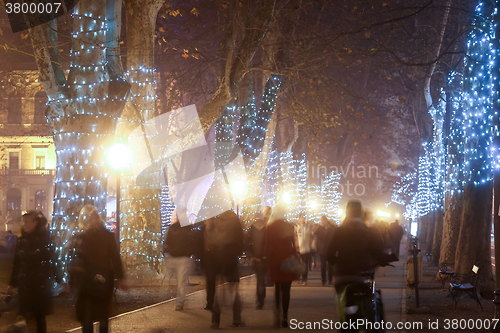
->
[265,205,299,328]
[70,204,126,333]
[8,211,53,333]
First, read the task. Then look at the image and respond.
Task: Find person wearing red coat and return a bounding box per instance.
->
[265,205,299,328]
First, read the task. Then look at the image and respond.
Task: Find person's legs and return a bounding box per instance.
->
[320,255,327,284]
[81,299,94,333]
[99,320,109,333]
[281,282,292,328]
[176,257,192,308]
[82,323,93,333]
[33,313,47,333]
[274,282,281,327]
[255,262,266,307]
[309,252,315,270]
[205,271,216,310]
[211,282,221,329]
[327,261,334,284]
[335,283,359,333]
[229,282,243,326]
[300,254,310,283]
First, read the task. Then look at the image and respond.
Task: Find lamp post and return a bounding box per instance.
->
[107,143,131,251]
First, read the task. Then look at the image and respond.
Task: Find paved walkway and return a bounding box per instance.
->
[67,255,407,333]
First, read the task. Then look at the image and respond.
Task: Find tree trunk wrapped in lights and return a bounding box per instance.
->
[115,0,165,283]
[238,77,282,226]
[28,0,130,282]
[437,74,464,267]
[454,1,496,295]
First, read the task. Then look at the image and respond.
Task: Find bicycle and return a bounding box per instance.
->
[337,264,394,333]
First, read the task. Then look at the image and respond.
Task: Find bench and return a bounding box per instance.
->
[438,262,455,288]
[448,264,483,311]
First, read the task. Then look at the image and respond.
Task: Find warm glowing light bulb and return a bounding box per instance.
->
[107,143,131,169]
[309,200,318,210]
[377,210,391,218]
[231,180,247,198]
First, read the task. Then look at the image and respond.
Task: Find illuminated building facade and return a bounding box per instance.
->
[0,70,56,233]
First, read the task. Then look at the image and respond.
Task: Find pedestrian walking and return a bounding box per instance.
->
[314,216,336,285]
[247,211,268,309]
[388,219,404,259]
[70,205,127,333]
[201,218,216,311]
[203,210,244,329]
[295,214,312,284]
[7,211,53,333]
[326,201,396,333]
[163,209,194,311]
[372,220,391,276]
[265,205,299,328]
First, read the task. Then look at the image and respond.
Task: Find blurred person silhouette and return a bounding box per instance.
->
[201,217,216,311]
[203,210,244,329]
[295,214,312,285]
[7,211,53,333]
[70,204,127,333]
[327,200,396,332]
[389,219,404,260]
[363,210,374,226]
[163,209,194,311]
[372,220,391,276]
[265,204,299,328]
[247,210,268,309]
[263,206,273,224]
[314,215,336,285]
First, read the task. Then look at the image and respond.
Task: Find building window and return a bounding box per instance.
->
[34,91,48,124]
[7,188,22,221]
[7,97,22,124]
[35,153,46,169]
[35,190,46,212]
[9,152,19,170]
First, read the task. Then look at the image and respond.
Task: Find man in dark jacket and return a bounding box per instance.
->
[247,211,267,309]
[327,201,393,279]
[389,220,404,259]
[164,209,194,311]
[327,201,396,332]
[314,215,336,285]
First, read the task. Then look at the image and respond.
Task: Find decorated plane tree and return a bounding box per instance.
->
[454,1,495,291]
[28,0,129,282]
[115,0,277,280]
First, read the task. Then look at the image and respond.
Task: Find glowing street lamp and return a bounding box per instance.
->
[309,200,318,210]
[376,210,391,218]
[230,180,247,198]
[106,143,131,251]
[395,213,400,219]
[230,180,247,217]
[282,191,292,204]
[338,208,345,221]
